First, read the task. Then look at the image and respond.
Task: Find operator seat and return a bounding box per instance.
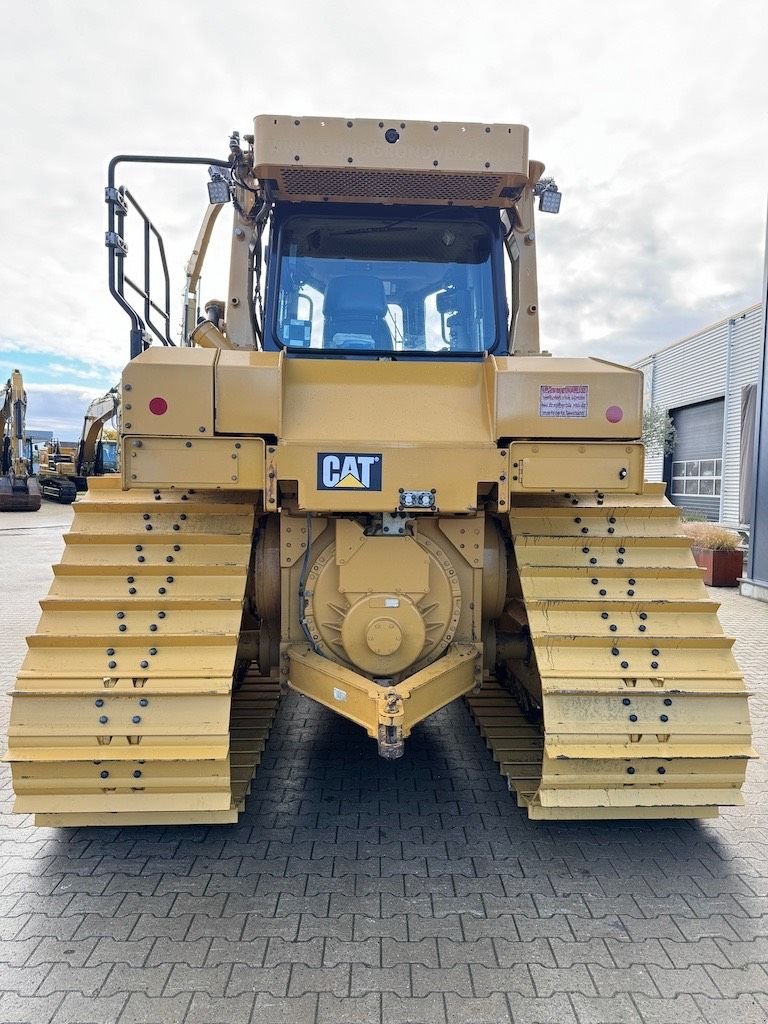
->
[322,274,393,350]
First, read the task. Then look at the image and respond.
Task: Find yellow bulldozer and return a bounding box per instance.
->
[5,116,753,825]
[37,441,79,503]
[1,369,42,512]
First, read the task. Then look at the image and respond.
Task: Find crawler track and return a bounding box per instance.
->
[468,484,754,820]
[6,478,279,825]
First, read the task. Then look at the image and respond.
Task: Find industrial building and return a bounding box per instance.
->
[634,303,762,527]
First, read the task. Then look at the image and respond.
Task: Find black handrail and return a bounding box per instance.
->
[106,154,230,359]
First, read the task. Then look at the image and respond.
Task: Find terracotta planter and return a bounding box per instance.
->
[691,546,743,587]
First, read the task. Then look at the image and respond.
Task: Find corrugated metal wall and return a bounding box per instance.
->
[635,304,762,527]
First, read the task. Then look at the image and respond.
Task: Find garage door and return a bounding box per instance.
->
[668,399,724,521]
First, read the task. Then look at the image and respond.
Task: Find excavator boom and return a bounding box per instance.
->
[0,369,41,512]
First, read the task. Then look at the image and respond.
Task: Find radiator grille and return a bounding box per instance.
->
[278,166,505,203]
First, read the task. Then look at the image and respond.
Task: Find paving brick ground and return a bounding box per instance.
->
[1,501,768,1024]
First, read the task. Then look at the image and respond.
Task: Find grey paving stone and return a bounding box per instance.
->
[607,937,673,968]
[383,937,439,968]
[693,994,768,1024]
[469,964,535,997]
[25,936,98,968]
[550,937,614,967]
[0,915,30,941]
[252,992,318,1024]
[298,914,354,940]
[0,937,42,966]
[443,991,513,1023]
[569,993,643,1023]
[0,992,64,1024]
[631,993,707,1023]
[15,915,83,941]
[674,915,742,942]
[184,992,256,1024]
[493,936,557,968]
[659,938,731,968]
[36,964,110,997]
[353,915,408,940]
[73,914,140,940]
[48,992,127,1024]
[381,992,447,1024]
[145,936,210,967]
[407,914,463,941]
[316,991,381,1024]
[241,913,300,940]
[323,936,380,966]
[506,993,579,1024]
[412,964,472,997]
[128,914,193,940]
[713,935,768,967]
[263,936,324,967]
[530,964,598,997]
[351,963,411,996]
[620,916,686,941]
[204,937,266,966]
[703,963,768,996]
[100,963,171,996]
[288,963,351,996]
[227,962,291,997]
[588,963,659,997]
[118,992,193,1024]
[164,962,232,996]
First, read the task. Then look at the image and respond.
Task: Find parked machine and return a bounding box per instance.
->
[37,441,78,503]
[0,369,41,511]
[75,386,120,482]
[37,387,120,504]
[6,116,753,825]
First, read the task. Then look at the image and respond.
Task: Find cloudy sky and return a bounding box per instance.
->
[1,0,766,437]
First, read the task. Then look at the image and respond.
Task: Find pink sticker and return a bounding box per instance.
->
[539,384,589,418]
[606,405,623,423]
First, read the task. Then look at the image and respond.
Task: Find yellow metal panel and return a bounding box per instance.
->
[9,692,230,737]
[124,436,265,489]
[287,642,480,741]
[492,356,643,439]
[33,808,240,826]
[254,115,529,207]
[338,532,430,596]
[61,536,251,568]
[122,347,216,436]
[281,358,494,445]
[20,640,237,677]
[49,569,244,599]
[277,443,507,514]
[216,350,282,434]
[508,442,644,493]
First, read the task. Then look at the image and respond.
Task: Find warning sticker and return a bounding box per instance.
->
[539,384,589,418]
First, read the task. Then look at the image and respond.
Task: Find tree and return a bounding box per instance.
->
[642,404,676,457]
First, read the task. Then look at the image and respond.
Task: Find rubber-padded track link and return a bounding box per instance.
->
[5,477,279,826]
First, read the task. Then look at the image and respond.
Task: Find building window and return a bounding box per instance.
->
[671,459,722,497]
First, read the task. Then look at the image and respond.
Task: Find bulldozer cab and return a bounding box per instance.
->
[265,204,503,356]
[105,117,556,361]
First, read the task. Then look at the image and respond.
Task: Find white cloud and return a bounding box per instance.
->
[0,0,765,377]
[24,383,109,441]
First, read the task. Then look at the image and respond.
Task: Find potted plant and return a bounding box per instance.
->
[681,521,744,587]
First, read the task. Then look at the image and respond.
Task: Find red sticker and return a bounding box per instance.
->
[606,405,623,423]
